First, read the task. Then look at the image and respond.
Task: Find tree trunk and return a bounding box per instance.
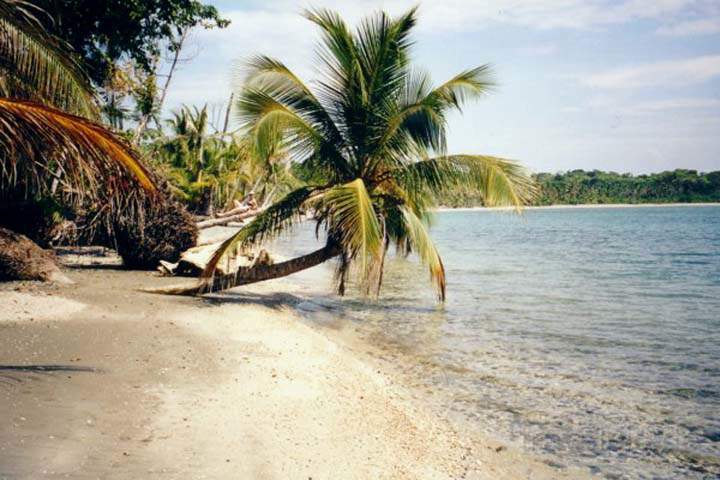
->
[151,242,341,296]
[0,227,73,283]
[134,29,188,143]
[196,209,259,229]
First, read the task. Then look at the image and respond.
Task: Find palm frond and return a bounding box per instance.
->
[355,7,416,104]
[375,66,494,161]
[427,65,495,112]
[238,87,321,159]
[238,84,355,182]
[393,155,538,209]
[0,1,97,117]
[399,206,446,300]
[200,185,319,281]
[314,178,383,286]
[303,7,360,98]
[242,55,346,149]
[0,99,156,202]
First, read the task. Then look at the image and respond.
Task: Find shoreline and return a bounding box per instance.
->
[435,202,719,212]
[0,268,589,479]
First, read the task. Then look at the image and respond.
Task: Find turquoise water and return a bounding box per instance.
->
[272,206,720,479]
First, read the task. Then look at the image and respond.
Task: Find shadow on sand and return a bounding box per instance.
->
[201,291,307,311]
[0,364,100,387]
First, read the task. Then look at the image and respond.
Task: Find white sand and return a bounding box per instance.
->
[0,291,85,323]
[0,270,590,479]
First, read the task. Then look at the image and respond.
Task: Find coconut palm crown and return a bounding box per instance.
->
[203,7,537,300]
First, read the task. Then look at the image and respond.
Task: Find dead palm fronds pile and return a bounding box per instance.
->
[0,0,195,277]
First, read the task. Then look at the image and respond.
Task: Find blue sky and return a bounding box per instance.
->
[164,0,720,174]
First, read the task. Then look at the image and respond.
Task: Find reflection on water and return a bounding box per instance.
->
[266,206,720,480]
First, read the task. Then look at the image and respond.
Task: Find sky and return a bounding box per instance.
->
[163,0,720,174]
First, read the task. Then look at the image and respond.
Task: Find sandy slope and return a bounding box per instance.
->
[0,269,589,479]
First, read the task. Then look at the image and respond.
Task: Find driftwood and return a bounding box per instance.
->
[156,237,276,278]
[196,207,262,229]
[0,227,73,283]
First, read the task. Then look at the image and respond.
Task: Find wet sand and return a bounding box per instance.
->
[0,267,589,479]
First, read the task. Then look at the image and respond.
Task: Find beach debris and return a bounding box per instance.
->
[0,227,73,284]
[196,194,261,229]
[156,240,275,278]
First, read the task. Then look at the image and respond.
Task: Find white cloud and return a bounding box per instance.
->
[583,55,720,89]
[165,1,720,109]
[656,17,720,36]
[205,1,715,34]
[578,94,720,119]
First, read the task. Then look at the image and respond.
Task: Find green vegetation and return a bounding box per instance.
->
[535,170,720,205]
[441,169,720,207]
[0,0,196,278]
[146,104,299,214]
[0,0,157,215]
[35,0,228,85]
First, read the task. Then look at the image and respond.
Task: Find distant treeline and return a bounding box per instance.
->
[442,169,720,207]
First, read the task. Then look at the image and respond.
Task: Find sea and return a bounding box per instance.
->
[267,205,720,479]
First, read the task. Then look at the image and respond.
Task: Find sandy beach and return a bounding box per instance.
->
[0,265,591,479]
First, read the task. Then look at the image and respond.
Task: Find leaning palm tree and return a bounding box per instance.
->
[0,0,194,279]
[183,7,537,299]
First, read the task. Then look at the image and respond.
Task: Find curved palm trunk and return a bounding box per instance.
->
[154,243,341,296]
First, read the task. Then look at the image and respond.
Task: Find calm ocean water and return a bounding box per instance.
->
[269,206,720,479]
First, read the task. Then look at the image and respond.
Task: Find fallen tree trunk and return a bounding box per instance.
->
[146,243,341,296]
[196,209,259,229]
[0,227,73,283]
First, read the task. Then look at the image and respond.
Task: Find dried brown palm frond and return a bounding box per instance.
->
[0,3,196,271]
[0,98,198,267]
[0,98,155,203]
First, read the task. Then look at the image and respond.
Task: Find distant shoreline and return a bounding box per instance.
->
[435,202,720,212]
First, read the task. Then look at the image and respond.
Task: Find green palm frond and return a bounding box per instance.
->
[393,155,538,209]
[238,87,322,163]
[201,186,319,281]
[303,8,360,99]
[0,0,97,117]
[314,178,383,286]
[243,55,345,145]
[355,7,416,104]
[376,66,494,160]
[426,65,495,111]
[398,206,446,300]
[239,57,352,180]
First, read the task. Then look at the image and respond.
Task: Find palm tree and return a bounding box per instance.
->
[182,7,537,299]
[0,0,191,279]
[152,103,297,214]
[0,0,96,116]
[0,0,157,215]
